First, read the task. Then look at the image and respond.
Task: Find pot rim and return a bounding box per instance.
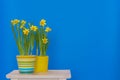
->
[16,55,36,58]
[36,56,48,57]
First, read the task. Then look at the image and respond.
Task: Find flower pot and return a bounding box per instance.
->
[16,55,36,74]
[35,56,49,73]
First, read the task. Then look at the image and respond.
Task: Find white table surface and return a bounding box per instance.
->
[6,70,71,80]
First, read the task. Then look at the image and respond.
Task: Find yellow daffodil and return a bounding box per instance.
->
[23,29,29,35]
[45,27,52,32]
[20,20,26,29]
[20,26,24,29]
[21,20,26,25]
[11,19,20,25]
[30,25,38,31]
[42,38,48,44]
[40,19,46,27]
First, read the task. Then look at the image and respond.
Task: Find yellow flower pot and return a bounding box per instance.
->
[35,56,49,73]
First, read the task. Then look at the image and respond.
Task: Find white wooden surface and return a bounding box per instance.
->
[6,70,71,80]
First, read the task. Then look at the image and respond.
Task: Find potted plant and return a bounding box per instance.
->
[35,19,52,72]
[11,19,37,73]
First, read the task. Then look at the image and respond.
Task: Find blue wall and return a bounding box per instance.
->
[0,0,120,80]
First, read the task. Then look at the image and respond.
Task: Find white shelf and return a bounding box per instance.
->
[6,70,71,80]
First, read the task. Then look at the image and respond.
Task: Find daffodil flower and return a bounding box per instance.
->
[40,19,46,27]
[21,20,26,25]
[42,38,48,44]
[20,26,24,29]
[19,20,26,29]
[30,25,38,31]
[11,19,20,25]
[23,29,29,35]
[45,27,52,32]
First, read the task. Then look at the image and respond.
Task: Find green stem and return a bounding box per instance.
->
[36,48,38,56]
[44,45,46,56]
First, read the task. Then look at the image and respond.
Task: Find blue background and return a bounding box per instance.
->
[0,0,120,80]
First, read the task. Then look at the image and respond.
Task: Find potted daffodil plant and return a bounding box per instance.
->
[11,19,38,73]
[11,19,52,73]
[35,19,52,72]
